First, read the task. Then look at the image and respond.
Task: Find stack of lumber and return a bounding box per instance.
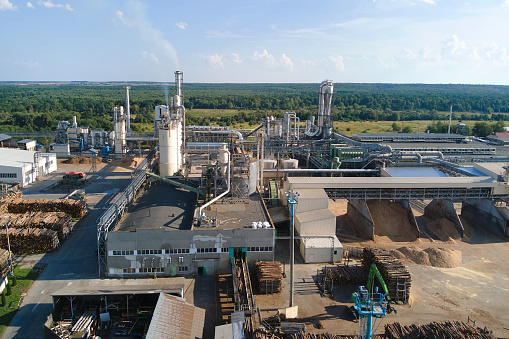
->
[5,198,86,218]
[0,248,10,277]
[0,212,72,240]
[0,228,59,254]
[385,321,495,338]
[332,265,367,286]
[255,261,283,294]
[363,248,411,303]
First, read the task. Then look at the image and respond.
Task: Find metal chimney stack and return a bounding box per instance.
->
[174,71,183,106]
[124,86,131,132]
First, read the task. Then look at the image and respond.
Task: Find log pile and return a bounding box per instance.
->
[363,248,411,303]
[5,198,86,218]
[255,261,283,294]
[332,265,368,286]
[0,248,10,277]
[0,212,72,240]
[0,228,59,254]
[385,321,495,338]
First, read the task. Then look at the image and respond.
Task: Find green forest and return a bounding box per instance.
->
[0,82,508,136]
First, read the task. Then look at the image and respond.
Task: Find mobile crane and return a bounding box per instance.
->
[350,264,395,339]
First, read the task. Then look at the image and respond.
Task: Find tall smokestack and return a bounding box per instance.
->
[124,86,131,132]
[175,71,183,106]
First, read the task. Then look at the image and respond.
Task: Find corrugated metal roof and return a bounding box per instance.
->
[146,292,206,339]
[0,134,12,142]
[302,236,342,249]
[296,208,335,223]
[295,188,328,200]
[0,148,39,167]
[473,162,508,177]
[287,175,496,189]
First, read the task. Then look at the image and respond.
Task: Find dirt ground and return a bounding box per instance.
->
[253,199,509,338]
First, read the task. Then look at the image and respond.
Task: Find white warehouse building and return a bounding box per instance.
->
[0,148,57,186]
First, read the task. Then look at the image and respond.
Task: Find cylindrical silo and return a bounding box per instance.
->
[159,126,179,177]
[281,158,299,169]
[263,159,277,169]
[218,143,228,176]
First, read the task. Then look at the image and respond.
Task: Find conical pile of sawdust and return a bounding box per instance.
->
[393,246,462,268]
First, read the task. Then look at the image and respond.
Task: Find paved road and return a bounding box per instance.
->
[2,162,133,339]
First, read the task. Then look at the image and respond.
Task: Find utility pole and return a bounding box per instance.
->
[286,190,299,307]
[5,221,13,276]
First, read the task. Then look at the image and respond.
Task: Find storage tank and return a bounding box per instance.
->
[281,158,299,169]
[263,159,277,169]
[159,126,179,176]
[218,143,228,176]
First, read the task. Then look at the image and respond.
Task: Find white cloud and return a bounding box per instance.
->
[115,1,179,69]
[281,54,294,71]
[176,22,187,30]
[441,34,468,59]
[502,0,509,7]
[142,51,159,64]
[9,60,41,68]
[253,49,277,67]
[231,53,242,65]
[204,53,224,70]
[38,0,73,11]
[27,2,34,8]
[328,55,345,71]
[0,0,17,11]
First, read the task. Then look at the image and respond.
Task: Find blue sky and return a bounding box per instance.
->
[1,0,509,84]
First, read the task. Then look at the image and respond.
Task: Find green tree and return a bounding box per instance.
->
[472,122,492,137]
[392,122,401,132]
[402,126,412,133]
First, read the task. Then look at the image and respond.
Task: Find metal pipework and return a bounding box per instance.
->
[286,190,300,308]
[317,80,334,139]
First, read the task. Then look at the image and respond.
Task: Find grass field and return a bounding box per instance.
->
[0,266,39,336]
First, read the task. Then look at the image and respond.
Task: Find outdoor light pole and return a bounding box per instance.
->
[286,190,299,308]
[5,221,13,276]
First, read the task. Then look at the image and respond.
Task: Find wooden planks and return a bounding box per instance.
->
[0,228,59,254]
[4,197,87,218]
[363,248,411,303]
[255,261,283,294]
[0,212,72,241]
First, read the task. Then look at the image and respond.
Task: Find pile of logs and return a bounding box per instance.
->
[0,248,10,277]
[385,321,495,338]
[363,248,411,303]
[0,228,59,254]
[255,261,283,294]
[5,198,86,218]
[0,212,72,240]
[332,265,368,286]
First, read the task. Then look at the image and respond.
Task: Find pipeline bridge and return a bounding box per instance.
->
[284,176,509,201]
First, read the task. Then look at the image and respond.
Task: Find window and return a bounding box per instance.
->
[178,256,184,263]
[247,247,273,252]
[197,248,216,253]
[168,248,189,254]
[0,173,17,179]
[221,248,229,253]
[123,268,136,273]
[178,266,188,272]
[138,249,163,255]
[334,250,338,255]
[167,257,171,264]
[139,267,164,273]
[112,250,134,256]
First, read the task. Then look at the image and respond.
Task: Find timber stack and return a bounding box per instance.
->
[255,261,283,294]
[332,265,367,286]
[363,248,411,303]
[385,321,495,338]
[4,198,86,218]
[0,248,10,277]
[0,228,59,254]
[0,212,72,241]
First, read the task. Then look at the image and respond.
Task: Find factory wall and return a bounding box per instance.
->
[347,200,375,240]
[295,209,336,236]
[462,199,508,237]
[424,199,464,237]
[298,237,343,263]
[106,228,275,277]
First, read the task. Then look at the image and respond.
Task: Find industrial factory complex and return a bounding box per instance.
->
[1,72,509,339]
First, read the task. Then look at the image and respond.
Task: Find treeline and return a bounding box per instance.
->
[0,82,509,134]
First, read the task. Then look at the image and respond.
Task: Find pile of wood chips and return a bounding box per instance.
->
[0,228,59,254]
[255,261,283,294]
[363,248,411,303]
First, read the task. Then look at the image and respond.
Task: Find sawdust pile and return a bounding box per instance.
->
[393,246,462,268]
[119,156,145,168]
[63,156,101,164]
[426,218,461,241]
[368,200,417,242]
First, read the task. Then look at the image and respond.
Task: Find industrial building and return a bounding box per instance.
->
[0,148,57,186]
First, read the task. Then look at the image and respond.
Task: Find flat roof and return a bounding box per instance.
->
[52,278,186,297]
[115,182,196,231]
[381,141,494,149]
[0,148,53,167]
[383,167,449,177]
[354,133,464,138]
[208,193,269,230]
